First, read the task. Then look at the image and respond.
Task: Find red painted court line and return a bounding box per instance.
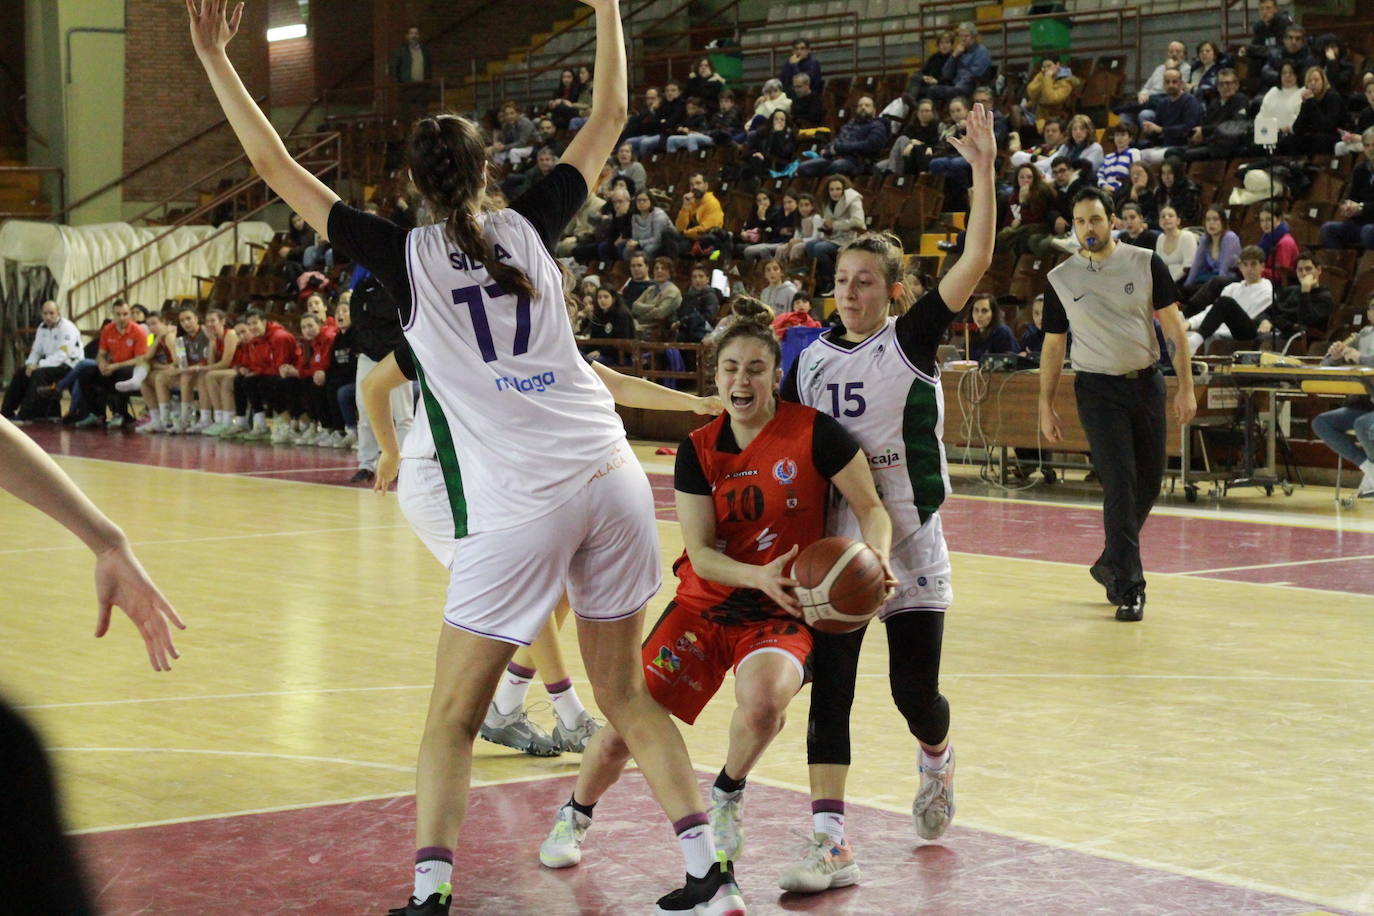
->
[27,427,1374,595]
[74,773,1349,915]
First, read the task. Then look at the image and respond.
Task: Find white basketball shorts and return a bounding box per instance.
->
[830,509,953,620]
[397,439,662,645]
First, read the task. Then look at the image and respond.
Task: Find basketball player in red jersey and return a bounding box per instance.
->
[538,313,895,872]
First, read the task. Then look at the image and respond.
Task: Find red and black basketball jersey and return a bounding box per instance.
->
[673,400,860,624]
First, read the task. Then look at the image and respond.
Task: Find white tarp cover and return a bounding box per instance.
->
[0,220,274,332]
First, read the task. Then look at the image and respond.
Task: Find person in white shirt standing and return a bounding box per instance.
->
[1183,246,1273,354]
[2,301,83,422]
[188,2,746,914]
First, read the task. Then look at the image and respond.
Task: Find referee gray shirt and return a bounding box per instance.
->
[1041,242,1181,375]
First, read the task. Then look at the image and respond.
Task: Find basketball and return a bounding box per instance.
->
[792,537,887,634]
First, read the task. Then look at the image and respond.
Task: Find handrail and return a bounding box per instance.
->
[64,133,341,325]
[635,12,862,87]
[0,165,66,221]
[124,131,334,227]
[54,93,268,222]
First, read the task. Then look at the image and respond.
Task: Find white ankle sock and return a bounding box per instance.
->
[674,814,716,878]
[412,849,452,901]
[921,746,950,770]
[252,411,266,429]
[547,678,587,729]
[812,800,845,844]
[491,662,535,716]
[218,410,232,424]
[180,403,193,422]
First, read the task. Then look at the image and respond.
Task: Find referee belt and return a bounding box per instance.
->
[1079,365,1159,380]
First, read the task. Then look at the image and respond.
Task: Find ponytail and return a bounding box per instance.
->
[409,114,536,301]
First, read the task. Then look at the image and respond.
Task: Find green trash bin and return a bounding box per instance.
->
[1028,2,1072,58]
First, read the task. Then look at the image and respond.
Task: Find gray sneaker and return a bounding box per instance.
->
[539,803,591,869]
[550,711,601,753]
[478,702,561,757]
[913,746,955,840]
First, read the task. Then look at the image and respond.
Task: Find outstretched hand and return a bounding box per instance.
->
[948,102,997,172]
[94,541,186,672]
[186,0,243,58]
[755,544,801,616]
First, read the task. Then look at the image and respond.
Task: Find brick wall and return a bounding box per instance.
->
[123,0,270,202]
[269,0,314,107]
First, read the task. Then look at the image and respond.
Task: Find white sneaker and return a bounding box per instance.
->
[913,746,955,841]
[114,378,140,393]
[292,424,318,445]
[311,428,334,447]
[777,833,860,893]
[134,418,161,434]
[539,803,591,868]
[1358,460,1374,498]
[329,430,350,448]
[190,418,213,435]
[342,428,358,449]
[168,417,187,435]
[269,420,294,444]
[708,787,744,862]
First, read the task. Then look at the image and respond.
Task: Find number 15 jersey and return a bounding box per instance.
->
[328,165,625,537]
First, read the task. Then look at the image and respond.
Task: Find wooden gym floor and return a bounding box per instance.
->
[1,426,1371,915]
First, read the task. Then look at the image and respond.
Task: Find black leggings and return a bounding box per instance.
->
[290,377,347,431]
[807,611,949,766]
[1196,295,1262,342]
[233,374,290,416]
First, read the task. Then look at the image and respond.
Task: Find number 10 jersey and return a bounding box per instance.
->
[401,209,625,537]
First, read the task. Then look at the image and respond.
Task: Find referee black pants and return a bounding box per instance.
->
[1074,369,1167,600]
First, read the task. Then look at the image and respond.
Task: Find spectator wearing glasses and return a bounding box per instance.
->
[780,39,823,98]
[1168,69,1249,162]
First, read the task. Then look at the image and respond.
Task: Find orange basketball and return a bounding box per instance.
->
[792,537,887,634]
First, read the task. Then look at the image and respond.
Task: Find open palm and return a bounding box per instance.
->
[948,103,997,171]
[186,0,243,57]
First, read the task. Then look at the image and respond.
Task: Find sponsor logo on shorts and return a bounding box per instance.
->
[589,448,628,481]
[935,576,950,598]
[675,631,707,660]
[652,646,681,673]
[772,458,798,484]
[494,370,557,393]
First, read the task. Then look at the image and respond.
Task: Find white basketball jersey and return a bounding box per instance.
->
[402,211,625,536]
[791,317,950,538]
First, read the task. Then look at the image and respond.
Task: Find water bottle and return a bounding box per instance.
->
[175,338,188,369]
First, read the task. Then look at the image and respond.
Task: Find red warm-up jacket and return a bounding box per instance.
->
[294,331,336,376]
[246,321,300,375]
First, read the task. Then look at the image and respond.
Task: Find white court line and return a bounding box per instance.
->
[23,671,1374,713]
[51,746,416,773]
[66,771,564,835]
[1177,553,1374,575]
[739,770,1367,916]
[239,466,359,476]
[0,522,412,556]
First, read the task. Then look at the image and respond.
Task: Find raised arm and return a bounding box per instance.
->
[558,0,629,193]
[938,103,997,313]
[187,0,338,238]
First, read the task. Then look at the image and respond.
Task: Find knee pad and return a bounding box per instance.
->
[890,682,949,747]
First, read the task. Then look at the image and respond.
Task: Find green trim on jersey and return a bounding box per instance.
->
[901,377,946,523]
[411,351,469,539]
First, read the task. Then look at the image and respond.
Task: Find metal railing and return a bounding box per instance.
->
[0,165,65,221]
[64,132,342,326]
[319,79,450,123]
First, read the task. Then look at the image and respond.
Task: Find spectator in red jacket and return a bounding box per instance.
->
[1258,203,1298,284]
[229,308,299,441]
[282,313,346,446]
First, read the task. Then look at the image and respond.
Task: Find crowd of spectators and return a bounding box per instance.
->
[5,2,1374,479]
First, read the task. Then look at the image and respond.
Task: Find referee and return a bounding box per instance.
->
[1038,187,1196,621]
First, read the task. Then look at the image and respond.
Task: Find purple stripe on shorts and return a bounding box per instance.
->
[673,813,709,835]
[812,799,845,815]
[545,677,573,693]
[506,662,537,679]
[443,618,533,646]
[574,583,662,623]
[415,846,453,864]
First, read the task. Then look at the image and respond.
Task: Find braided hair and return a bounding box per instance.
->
[408,114,535,301]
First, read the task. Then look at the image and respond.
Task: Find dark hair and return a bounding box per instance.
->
[1260,201,1284,217]
[1050,154,1073,170]
[1239,245,1265,263]
[205,308,227,322]
[408,114,535,301]
[245,308,268,322]
[1295,248,1318,265]
[838,231,904,286]
[1121,202,1143,218]
[686,96,705,108]
[1112,122,1137,139]
[1203,203,1229,231]
[969,291,1003,326]
[1043,117,1066,135]
[1071,186,1116,218]
[594,286,629,317]
[791,291,812,306]
[652,256,675,275]
[714,300,781,371]
[719,89,735,102]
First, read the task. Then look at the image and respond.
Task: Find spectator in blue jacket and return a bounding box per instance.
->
[797,96,889,176]
[1136,70,1203,149]
[925,22,992,103]
[780,39,823,99]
